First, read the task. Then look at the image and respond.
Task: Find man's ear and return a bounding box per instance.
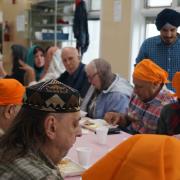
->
[4,104,16,120]
[44,115,57,140]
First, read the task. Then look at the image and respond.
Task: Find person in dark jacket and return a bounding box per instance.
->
[0,44,27,85]
[157,72,180,135]
[57,47,90,98]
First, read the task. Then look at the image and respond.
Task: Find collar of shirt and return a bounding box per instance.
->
[69,62,84,80]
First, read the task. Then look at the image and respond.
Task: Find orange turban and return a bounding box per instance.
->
[172,72,180,98]
[133,59,169,84]
[82,134,180,180]
[0,79,25,105]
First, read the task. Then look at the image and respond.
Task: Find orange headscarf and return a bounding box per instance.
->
[0,79,25,105]
[82,134,180,180]
[133,59,169,84]
[172,72,180,98]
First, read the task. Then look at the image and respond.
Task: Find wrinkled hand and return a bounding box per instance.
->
[104,112,124,126]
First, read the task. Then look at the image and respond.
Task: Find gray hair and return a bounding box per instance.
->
[89,58,114,90]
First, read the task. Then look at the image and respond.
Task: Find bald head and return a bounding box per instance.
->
[61,47,80,75]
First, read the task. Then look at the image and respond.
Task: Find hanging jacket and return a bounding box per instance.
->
[73,0,89,57]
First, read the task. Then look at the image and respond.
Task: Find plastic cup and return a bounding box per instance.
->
[96,127,109,145]
[76,147,92,167]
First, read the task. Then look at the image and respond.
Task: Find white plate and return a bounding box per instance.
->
[80,117,110,132]
[58,157,85,177]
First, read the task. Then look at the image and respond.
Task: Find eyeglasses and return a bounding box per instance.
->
[87,72,98,81]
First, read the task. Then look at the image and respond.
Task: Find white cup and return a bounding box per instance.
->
[76,147,92,167]
[96,127,109,145]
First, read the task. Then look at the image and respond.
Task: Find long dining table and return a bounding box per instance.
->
[64,129,132,180]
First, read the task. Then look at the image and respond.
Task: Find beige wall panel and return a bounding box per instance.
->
[1,0,28,73]
[100,0,132,80]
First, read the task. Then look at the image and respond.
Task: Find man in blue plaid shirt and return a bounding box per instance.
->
[136,8,180,91]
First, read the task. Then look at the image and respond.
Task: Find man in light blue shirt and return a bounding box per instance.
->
[136,8,180,90]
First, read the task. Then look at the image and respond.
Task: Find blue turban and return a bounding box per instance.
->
[155,8,180,31]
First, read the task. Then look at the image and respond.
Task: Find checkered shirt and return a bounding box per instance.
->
[127,89,176,134]
[0,150,63,180]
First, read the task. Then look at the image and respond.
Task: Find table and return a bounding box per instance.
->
[65,130,131,180]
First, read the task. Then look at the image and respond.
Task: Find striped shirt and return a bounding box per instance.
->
[136,35,180,91]
[127,90,176,134]
[0,150,63,180]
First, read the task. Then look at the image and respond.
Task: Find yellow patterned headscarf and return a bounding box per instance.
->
[133,59,169,84]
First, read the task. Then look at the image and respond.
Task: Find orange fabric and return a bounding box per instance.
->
[82,134,180,180]
[172,72,180,98]
[0,79,25,105]
[133,59,169,84]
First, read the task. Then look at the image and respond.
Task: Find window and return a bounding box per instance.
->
[145,0,172,8]
[83,0,101,64]
[90,0,101,11]
[82,20,100,64]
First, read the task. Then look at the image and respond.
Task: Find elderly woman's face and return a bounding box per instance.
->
[86,64,101,90]
[133,78,160,102]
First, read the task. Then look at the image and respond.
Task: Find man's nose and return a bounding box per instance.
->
[76,126,82,137]
[166,31,172,37]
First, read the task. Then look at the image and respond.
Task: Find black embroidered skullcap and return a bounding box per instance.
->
[23,79,80,113]
[155,8,180,31]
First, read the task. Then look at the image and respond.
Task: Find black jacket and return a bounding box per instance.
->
[73,0,89,57]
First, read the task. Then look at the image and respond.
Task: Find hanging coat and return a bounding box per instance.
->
[73,0,89,57]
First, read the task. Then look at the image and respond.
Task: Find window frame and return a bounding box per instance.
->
[144,0,173,8]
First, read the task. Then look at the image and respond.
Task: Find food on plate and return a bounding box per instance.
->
[59,158,70,166]
[83,120,98,128]
[58,158,85,177]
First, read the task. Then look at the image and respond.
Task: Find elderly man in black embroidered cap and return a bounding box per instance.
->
[136,8,180,91]
[0,79,81,179]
